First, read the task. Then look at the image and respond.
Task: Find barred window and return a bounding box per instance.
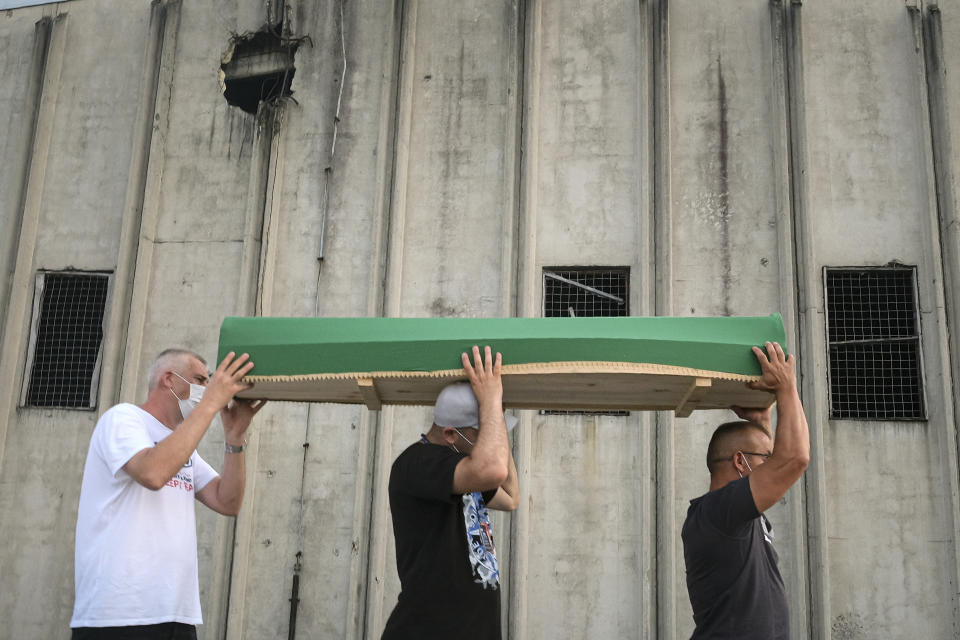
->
[542,267,629,416]
[824,266,925,420]
[543,268,628,318]
[22,271,110,409]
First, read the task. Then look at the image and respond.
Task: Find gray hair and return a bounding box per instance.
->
[147,348,206,391]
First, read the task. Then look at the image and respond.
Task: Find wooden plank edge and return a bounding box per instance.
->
[356,377,382,410]
[674,377,713,418]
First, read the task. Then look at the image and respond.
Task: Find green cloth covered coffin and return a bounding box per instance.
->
[217,315,786,415]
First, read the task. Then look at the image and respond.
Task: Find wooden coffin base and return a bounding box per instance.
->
[236,360,772,417]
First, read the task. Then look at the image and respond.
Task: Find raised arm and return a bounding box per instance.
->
[452,346,510,494]
[485,438,519,511]
[195,397,266,515]
[123,352,253,491]
[746,342,810,513]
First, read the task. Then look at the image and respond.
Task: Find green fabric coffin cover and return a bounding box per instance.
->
[217,315,786,415]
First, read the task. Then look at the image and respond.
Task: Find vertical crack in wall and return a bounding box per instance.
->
[717,55,732,316]
[317,0,348,263]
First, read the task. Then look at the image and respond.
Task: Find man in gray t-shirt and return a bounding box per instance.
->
[681,341,810,639]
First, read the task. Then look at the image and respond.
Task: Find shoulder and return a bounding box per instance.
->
[389,442,464,498]
[93,403,146,434]
[704,477,754,506]
[99,402,147,422]
[392,442,456,471]
[685,478,759,536]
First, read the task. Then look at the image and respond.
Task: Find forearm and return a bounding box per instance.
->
[471,398,509,479]
[216,449,246,514]
[133,405,218,488]
[770,385,810,468]
[499,441,519,501]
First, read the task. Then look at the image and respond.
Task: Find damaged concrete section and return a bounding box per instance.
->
[219,24,302,115]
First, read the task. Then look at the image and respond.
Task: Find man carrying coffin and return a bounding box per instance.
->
[382,346,520,640]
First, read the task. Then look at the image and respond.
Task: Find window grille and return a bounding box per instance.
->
[824,266,925,420]
[542,267,629,416]
[22,272,110,409]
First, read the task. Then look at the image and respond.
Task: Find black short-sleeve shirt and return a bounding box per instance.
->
[382,441,501,640]
[681,477,789,639]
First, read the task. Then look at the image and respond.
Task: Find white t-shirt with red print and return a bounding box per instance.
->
[71,403,218,628]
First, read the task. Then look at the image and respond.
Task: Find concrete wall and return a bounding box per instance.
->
[1,1,959,639]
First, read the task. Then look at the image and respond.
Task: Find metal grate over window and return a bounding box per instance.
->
[543,268,629,318]
[23,272,110,409]
[824,267,925,420]
[543,267,629,416]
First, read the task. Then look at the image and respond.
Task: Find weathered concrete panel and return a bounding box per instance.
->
[135,241,246,639]
[0,409,97,636]
[384,0,520,320]
[532,0,645,266]
[222,0,389,634]
[944,6,960,203]
[519,1,653,638]
[804,2,956,637]
[153,1,263,245]
[825,423,954,638]
[0,4,147,637]
[31,2,147,269]
[805,4,930,266]
[667,2,801,636]
[364,2,523,637]
[0,13,41,289]
[284,0,401,635]
[523,413,650,638]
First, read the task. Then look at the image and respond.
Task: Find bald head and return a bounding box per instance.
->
[706,420,772,474]
[147,348,206,391]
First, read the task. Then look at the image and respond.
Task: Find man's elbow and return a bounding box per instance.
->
[141,475,167,491]
[477,462,509,491]
[787,453,810,478]
[796,454,810,473]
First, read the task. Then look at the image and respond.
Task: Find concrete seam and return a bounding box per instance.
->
[96,1,168,413]
[342,1,404,637]
[118,0,180,402]
[768,2,811,638]
[652,0,675,637]
[362,0,414,636]
[224,91,279,640]
[918,7,960,636]
[0,16,52,469]
[781,3,832,638]
[0,12,68,473]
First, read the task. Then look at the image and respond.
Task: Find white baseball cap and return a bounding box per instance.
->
[434,382,518,431]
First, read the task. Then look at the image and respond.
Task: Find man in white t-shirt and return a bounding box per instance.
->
[70,348,266,640]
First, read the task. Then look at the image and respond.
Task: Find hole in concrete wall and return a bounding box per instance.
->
[220,24,300,115]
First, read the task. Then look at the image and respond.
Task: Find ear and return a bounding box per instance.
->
[732,451,749,476]
[163,370,179,390]
[440,427,458,444]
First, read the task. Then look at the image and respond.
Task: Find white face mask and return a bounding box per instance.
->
[450,428,476,454]
[736,451,754,479]
[171,372,205,420]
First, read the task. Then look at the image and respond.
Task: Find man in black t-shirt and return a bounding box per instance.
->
[382,346,520,640]
[682,341,810,639]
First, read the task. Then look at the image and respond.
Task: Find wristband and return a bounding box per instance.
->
[225,442,245,454]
